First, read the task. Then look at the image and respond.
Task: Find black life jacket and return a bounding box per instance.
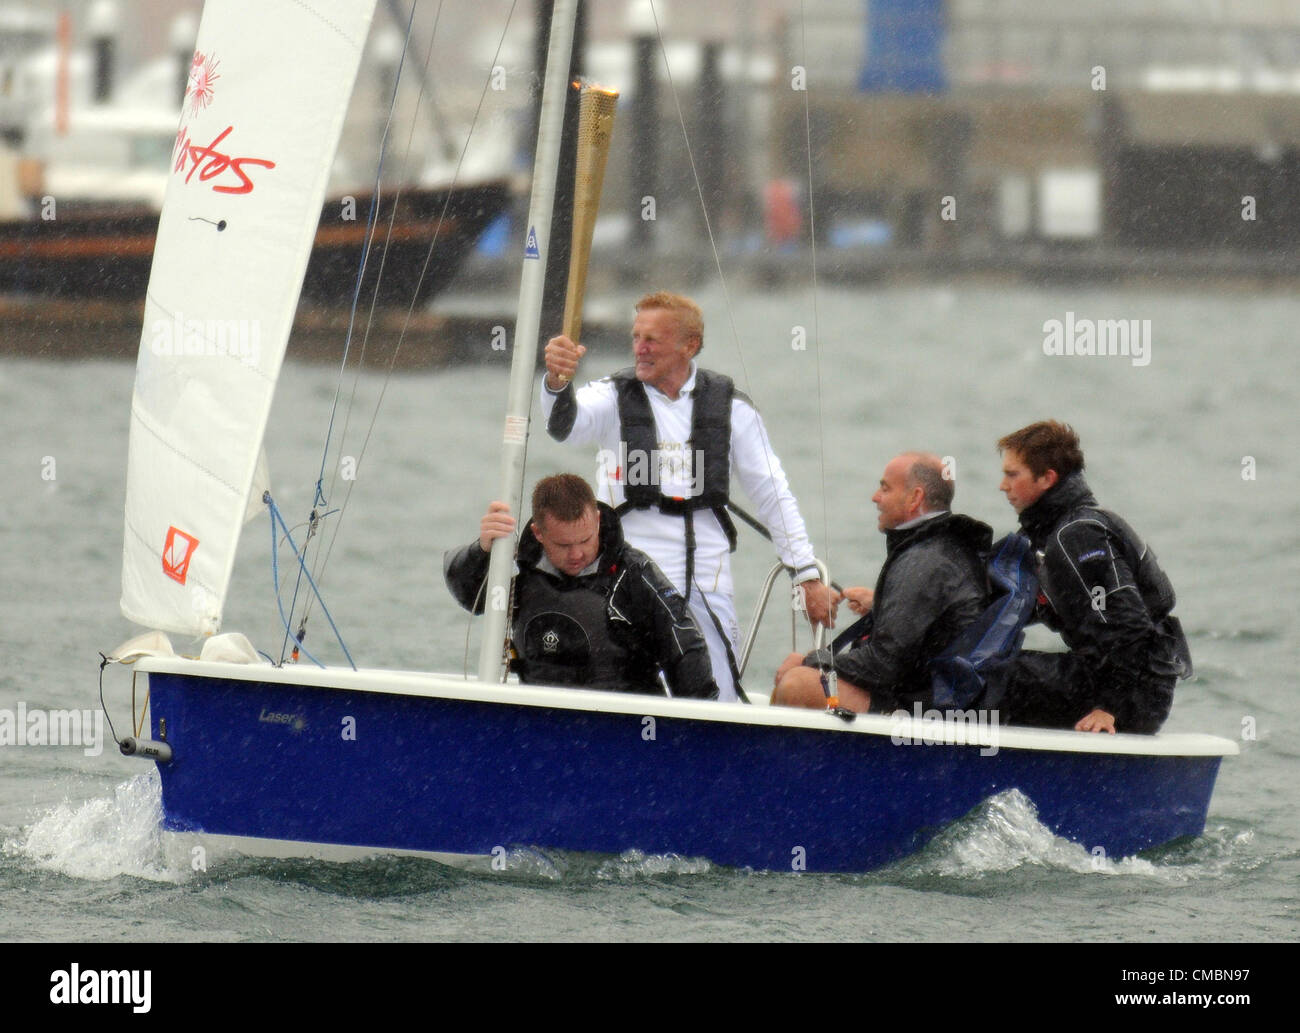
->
[1020,474,1192,683]
[1021,474,1177,624]
[510,556,663,695]
[606,367,759,698]
[1042,506,1191,682]
[1090,508,1178,623]
[611,367,733,516]
[610,367,743,621]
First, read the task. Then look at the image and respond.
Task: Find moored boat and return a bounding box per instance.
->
[0,182,509,305]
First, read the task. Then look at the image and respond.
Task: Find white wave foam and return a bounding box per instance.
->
[489,846,566,880]
[3,771,186,883]
[905,789,1244,882]
[595,849,713,880]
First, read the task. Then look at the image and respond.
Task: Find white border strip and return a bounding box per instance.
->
[132,655,1238,758]
[186,830,488,868]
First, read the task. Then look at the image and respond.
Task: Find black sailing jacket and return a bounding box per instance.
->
[1016,472,1191,729]
[808,512,992,712]
[444,503,718,699]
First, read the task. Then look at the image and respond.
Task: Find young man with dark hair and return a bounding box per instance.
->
[444,473,718,699]
[991,421,1191,734]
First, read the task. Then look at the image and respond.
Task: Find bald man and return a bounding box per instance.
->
[772,453,991,714]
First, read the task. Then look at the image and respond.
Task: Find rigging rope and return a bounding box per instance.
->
[266,492,356,670]
[797,0,838,709]
[309,0,523,602]
[277,0,422,664]
[645,0,829,612]
[315,0,452,522]
[799,0,832,580]
[286,0,524,663]
[312,1,419,504]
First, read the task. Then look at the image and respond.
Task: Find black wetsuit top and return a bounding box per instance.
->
[1014,473,1191,732]
[444,503,718,698]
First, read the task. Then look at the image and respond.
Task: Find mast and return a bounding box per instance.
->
[476,0,580,682]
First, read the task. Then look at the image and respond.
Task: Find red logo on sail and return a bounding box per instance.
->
[173,125,276,195]
[173,49,276,195]
[162,526,200,585]
[185,50,220,116]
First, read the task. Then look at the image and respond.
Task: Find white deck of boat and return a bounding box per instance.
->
[132,655,1238,758]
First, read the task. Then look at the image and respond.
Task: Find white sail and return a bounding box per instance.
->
[121,0,378,636]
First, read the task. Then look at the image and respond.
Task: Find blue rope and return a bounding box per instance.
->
[277,497,339,664]
[265,492,356,671]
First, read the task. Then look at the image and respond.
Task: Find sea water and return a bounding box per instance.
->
[0,283,1294,943]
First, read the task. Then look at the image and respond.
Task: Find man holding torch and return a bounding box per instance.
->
[540,292,835,701]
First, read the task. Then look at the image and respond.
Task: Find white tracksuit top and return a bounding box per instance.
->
[540,363,820,597]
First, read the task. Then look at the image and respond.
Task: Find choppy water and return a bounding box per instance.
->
[1,283,1296,944]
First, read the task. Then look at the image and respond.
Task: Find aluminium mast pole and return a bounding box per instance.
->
[477,0,580,683]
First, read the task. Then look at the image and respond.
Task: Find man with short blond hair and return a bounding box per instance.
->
[539,291,833,702]
[631,289,704,341]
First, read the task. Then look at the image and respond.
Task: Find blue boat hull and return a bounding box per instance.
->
[143,668,1226,873]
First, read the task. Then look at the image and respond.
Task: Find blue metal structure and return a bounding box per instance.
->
[859,0,948,93]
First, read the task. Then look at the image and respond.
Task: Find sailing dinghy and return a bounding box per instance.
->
[103,0,1235,874]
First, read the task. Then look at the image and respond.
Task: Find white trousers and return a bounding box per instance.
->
[684,587,740,702]
[620,509,741,702]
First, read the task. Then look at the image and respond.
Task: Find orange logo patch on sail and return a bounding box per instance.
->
[162,526,200,585]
